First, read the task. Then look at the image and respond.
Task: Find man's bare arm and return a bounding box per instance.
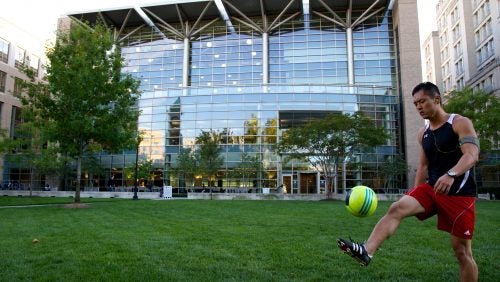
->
[414,127,428,186]
[433,115,479,194]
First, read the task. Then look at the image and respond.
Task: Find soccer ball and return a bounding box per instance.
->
[345,185,378,217]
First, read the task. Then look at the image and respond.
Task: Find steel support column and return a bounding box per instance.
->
[182,37,190,87]
[346,27,354,85]
[262,32,269,84]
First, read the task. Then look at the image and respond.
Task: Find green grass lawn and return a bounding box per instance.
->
[0,197,498,281]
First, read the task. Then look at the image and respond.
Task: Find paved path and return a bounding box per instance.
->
[0,204,68,209]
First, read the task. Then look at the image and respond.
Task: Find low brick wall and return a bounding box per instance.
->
[0,190,163,199]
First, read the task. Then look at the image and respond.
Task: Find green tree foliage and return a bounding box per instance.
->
[174,148,199,188]
[264,118,278,143]
[232,152,264,188]
[196,130,224,187]
[124,159,154,186]
[278,113,388,197]
[174,130,224,189]
[444,87,500,153]
[244,114,259,144]
[17,22,141,202]
[378,155,409,193]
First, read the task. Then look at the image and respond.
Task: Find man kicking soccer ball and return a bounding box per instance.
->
[337,82,480,282]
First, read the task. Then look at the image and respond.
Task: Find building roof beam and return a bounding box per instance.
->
[190,18,219,38]
[117,9,133,39]
[97,12,109,28]
[352,7,385,28]
[270,12,301,31]
[223,0,263,33]
[117,24,146,43]
[144,2,224,39]
[346,0,352,26]
[316,0,347,27]
[351,0,383,27]
[231,17,262,33]
[302,0,310,15]
[188,1,214,36]
[175,5,186,34]
[134,6,167,39]
[68,16,94,31]
[156,23,184,38]
[142,8,184,38]
[312,11,346,28]
[268,0,298,31]
[223,0,299,34]
[388,0,395,10]
[215,0,236,33]
[260,0,267,30]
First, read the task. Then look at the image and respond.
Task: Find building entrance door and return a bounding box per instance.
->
[282,174,299,194]
[300,173,317,194]
[282,175,291,194]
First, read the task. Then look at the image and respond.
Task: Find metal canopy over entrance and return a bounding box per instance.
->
[68,0,391,32]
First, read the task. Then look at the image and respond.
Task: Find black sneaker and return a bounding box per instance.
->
[337,237,371,266]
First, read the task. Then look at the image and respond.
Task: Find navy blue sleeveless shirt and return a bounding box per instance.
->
[421,114,476,196]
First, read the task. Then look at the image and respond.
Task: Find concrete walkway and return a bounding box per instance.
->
[0,203,68,209]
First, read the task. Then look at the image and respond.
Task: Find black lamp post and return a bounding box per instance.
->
[133,135,142,200]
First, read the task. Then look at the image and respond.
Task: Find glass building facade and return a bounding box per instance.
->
[54,0,422,194]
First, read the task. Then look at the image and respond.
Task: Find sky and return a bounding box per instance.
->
[1,0,438,51]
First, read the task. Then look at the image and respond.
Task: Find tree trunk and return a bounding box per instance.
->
[60,158,68,191]
[325,175,333,199]
[29,167,33,197]
[342,162,347,195]
[75,155,82,203]
[334,164,338,194]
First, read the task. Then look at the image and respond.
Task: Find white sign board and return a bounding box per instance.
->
[163,186,173,199]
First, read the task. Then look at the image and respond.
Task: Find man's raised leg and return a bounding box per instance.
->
[364,195,425,255]
[338,195,425,265]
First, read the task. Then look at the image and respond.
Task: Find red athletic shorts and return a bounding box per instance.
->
[406,183,475,239]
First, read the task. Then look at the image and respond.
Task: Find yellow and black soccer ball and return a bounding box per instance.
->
[345,185,378,217]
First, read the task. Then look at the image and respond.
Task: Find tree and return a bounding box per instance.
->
[195,130,224,187]
[278,113,388,198]
[124,159,154,187]
[378,155,409,193]
[233,152,263,188]
[175,130,225,190]
[244,114,259,144]
[175,148,199,189]
[444,87,500,153]
[264,118,278,144]
[17,22,141,202]
[80,155,104,189]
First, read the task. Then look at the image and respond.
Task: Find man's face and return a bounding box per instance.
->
[412,90,440,119]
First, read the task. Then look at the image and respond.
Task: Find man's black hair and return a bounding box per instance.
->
[411,82,441,98]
